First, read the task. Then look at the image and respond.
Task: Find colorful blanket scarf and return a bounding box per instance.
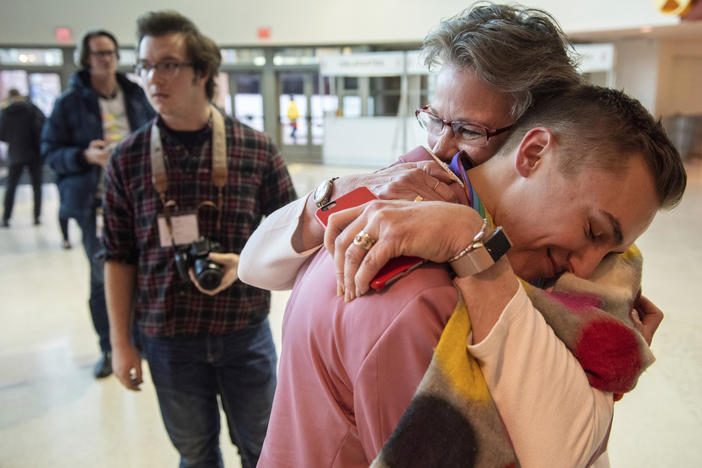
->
[371,245,654,467]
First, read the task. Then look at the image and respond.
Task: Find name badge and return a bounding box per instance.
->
[157,212,199,247]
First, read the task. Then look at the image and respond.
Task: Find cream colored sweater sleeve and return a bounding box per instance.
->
[468,282,614,468]
[238,194,322,290]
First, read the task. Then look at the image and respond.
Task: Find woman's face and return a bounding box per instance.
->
[426,64,514,164]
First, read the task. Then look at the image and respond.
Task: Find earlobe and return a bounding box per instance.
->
[515,127,553,177]
[192,68,208,84]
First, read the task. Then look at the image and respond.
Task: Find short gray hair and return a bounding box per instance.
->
[422,2,582,120]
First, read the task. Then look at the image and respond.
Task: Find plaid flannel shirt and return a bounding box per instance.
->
[102,113,297,337]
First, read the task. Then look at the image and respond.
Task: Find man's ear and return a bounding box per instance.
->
[193,69,209,88]
[515,127,553,177]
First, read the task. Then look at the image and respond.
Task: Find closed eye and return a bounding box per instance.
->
[585,223,599,242]
[455,124,483,138]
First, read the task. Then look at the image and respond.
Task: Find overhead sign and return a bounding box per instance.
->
[320,51,431,76]
[405,51,428,75]
[574,43,615,73]
[321,52,404,76]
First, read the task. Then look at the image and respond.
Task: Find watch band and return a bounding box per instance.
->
[449,225,511,277]
[314,177,339,208]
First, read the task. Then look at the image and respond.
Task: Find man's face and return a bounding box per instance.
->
[138,33,207,124]
[498,152,659,282]
[87,36,118,78]
[427,64,514,163]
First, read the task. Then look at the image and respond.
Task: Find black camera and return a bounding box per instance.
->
[175,238,224,291]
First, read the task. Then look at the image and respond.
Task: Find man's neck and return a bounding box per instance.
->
[465,162,508,222]
[90,73,118,98]
[161,103,211,131]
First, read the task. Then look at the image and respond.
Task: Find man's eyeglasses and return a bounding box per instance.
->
[135,61,193,78]
[90,50,118,58]
[415,106,513,147]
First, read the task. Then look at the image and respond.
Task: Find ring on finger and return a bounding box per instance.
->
[353,230,376,250]
[432,180,440,191]
[414,195,423,202]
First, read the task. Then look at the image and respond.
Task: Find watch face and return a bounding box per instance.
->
[314,181,328,201]
[485,227,511,261]
[315,179,333,206]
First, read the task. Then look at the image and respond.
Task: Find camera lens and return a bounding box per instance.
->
[194,257,223,290]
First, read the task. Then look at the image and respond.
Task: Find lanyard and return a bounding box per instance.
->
[448,151,490,224]
[150,105,227,236]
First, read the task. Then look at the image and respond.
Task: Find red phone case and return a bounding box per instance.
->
[315,186,377,227]
[315,187,425,291]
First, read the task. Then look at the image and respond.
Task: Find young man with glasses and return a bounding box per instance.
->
[41,29,154,379]
[101,11,296,468]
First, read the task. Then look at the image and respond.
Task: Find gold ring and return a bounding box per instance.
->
[432,180,440,191]
[353,230,376,251]
[414,195,423,202]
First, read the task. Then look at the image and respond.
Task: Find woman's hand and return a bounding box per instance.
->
[294,161,463,254]
[365,161,464,203]
[324,199,484,301]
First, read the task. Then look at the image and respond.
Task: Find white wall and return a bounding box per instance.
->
[614,38,661,114]
[656,38,702,116]
[612,36,702,118]
[322,117,426,168]
[0,0,679,46]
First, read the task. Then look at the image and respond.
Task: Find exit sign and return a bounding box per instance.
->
[55,27,72,43]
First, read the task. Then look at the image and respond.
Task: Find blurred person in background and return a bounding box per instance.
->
[0,88,45,227]
[286,95,300,141]
[41,29,154,378]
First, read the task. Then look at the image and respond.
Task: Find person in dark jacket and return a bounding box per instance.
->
[41,29,154,378]
[0,89,45,227]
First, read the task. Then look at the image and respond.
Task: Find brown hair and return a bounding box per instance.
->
[503,84,687,209]
[137,10,221,100]
[422,2,581,120]
[78,29,119,69]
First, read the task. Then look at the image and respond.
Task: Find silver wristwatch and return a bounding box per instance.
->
[313,177,339,208]
[449,224,511,277]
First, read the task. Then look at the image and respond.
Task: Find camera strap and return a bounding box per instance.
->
[150,104,228,239]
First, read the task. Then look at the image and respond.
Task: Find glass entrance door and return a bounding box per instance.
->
[29,72,61,116]
[233,73,264,133]
[216,72,265,134]
[0,70,61,116]
[278,72,337,162]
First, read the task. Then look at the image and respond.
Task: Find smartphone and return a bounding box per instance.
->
[315,186,377,227]
[315,186,425,291]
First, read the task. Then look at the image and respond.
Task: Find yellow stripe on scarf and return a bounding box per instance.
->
[621,244,641,262]
[433,295,491,403]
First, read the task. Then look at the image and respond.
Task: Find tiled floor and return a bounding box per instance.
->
[0,161,700,467]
